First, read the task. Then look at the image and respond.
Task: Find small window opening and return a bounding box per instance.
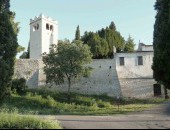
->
[138,56,143,65]
[46,23,49,30]
[37,24,39,30]
[50,25,53,31]
[119,57,125,66]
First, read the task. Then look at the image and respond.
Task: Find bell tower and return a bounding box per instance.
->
[29,14,58,59]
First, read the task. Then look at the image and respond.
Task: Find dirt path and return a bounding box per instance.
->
[40,102,170,129]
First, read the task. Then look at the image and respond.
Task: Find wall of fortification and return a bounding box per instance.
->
[14,56,160,98]
[14,59,122,97]
[14,59,40,87]
[38,59,122,97]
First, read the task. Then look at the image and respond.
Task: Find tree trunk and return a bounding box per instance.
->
[164,86,169,99]
[68,78,71,102]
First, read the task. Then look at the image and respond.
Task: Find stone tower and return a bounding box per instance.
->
[30,14,58,59]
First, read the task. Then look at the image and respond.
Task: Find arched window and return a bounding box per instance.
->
[37,24,39,30]
[46,23,49,30]
[50,25,53,31]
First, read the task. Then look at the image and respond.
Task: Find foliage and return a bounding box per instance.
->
[82,21,125,58]
[75,25,80,40]
[20,42,30,59]
[17,45,25,53]
[11,78,28,95]
[109,21,116,31]
[152,0,170,99]
[82,32,109,58]
[43,40,92,100]
[0,0,19,101]
[124,35,136,52]
[0,112,62,129]
[0,88,168,116]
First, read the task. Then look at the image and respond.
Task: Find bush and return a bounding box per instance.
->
[11,78,27,95]
[0,112,62,129]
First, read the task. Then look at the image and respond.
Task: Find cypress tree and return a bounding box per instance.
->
[0,0,19,100]
[75,25,80,40]
[152,0,170,99]
[109,21,116,31]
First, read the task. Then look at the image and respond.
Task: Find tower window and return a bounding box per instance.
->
[50,25,53,31]
[37,24,39,30]
[46,23,49,30]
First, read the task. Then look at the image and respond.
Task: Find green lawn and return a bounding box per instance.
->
[0,88,168,116]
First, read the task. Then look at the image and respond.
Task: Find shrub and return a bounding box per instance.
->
[11,78,27,95]
[0,112,62,129]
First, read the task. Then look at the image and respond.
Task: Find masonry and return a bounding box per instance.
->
[14,57,157,98]
[14,59,122,97]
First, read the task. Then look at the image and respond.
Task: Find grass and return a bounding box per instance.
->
[0,88,168,116]
[0,111,62,129]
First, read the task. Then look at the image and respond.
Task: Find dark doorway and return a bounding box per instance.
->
[153,83,162,97]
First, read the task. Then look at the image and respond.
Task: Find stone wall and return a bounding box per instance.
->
[14,59,40,87]
[38,59,122,97]
[14,56,160,98]
[119,78,156,98]
[14,59,122,97]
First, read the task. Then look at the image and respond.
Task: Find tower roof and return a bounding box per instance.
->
[30,14,58,24]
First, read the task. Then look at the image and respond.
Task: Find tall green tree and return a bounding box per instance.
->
[82,22,125,58]
[43,40,92,101]
[124,35,135,52]
[75,25,80,40]
[0,0,19,100]
[152,0,170,99]
[109,21,116,31]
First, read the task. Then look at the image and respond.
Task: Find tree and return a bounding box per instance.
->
[43,40,92,101]
[152,0,170,99]
[124,35,135,52]
[17,45,25,53]
[0,0,19,101]
[75,25,80,40]
[20,43,30,59]
[109,21,116,31]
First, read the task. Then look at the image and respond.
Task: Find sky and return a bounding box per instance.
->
[11,0,156,50]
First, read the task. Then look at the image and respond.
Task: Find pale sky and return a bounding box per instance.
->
[11,0,156,50]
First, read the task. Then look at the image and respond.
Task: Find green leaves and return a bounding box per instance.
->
[153,0,170,97]
[75,25,81,40]
[124,35,135,52]
[0,0,18,101]
[42,40,92,88]
[82,21,125,59]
